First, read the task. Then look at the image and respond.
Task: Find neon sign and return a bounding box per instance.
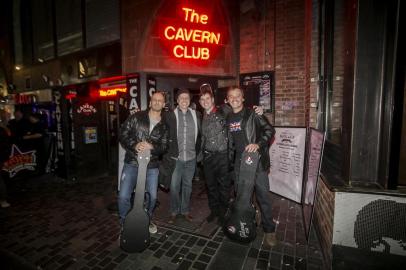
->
[98,87,127,97]
[77,103,97,115]
[162,7,222,60]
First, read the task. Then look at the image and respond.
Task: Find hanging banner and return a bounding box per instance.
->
[268,127,307,203]
[125,73,141,114]
[302,128,325,239]
[146,76,157,105]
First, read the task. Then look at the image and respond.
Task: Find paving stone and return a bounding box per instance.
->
[165,246,180,257]
[202,247,215,256]
[256,259,268,270]
[259,250,270,260]
[186,253,197,261]
[178,247,189,254]
[206,241,219,249]
[197,253,211,263]
[248,248,259,258]
[0,175,326,270]
[192,261,207,270]
[196,239,207,247]
[177,260,192,270]
[153,249,165,259]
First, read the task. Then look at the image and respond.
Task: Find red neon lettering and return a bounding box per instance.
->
[163,7,220,61]
[164,27,220,44]
[182,7,209,24]
[164,26,175,40]
[99,87,127,97]
[173,45,210,60]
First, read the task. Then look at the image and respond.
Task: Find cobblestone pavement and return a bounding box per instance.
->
[0,174,325,270]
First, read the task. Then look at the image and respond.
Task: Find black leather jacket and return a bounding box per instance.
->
[227,107,275,171]
[119,110,169,168]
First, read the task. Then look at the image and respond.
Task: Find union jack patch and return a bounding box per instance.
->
[229,121,242,132]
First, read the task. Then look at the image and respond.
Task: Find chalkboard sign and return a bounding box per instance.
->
[240,71,274,112]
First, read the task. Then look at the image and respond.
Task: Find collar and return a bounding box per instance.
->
[206,106,217,115]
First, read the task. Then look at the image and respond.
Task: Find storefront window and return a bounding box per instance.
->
[31,0,55,61]
[55,0,83,56]
[319,0,354,184]
[85,0,120,48]
[327,0,345,145]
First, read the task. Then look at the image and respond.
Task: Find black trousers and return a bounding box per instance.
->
[203,152,230,215]
[234,158,276,233]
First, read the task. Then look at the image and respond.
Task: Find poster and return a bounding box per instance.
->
[268,127,307,203]
[240,71,273,111]
[83,127,98,144]
[302,128,325,239]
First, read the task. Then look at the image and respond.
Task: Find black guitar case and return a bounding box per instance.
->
[223,151,259,243]
[120,149,151,252]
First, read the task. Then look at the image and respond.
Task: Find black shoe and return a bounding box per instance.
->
[206,211,218,223]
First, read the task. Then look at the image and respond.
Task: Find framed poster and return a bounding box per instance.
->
[83,127,98,144]
[268,127,307,203]
[302,128,325,240]
[240,71,274,112]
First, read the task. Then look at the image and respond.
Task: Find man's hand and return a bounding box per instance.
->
[253,105,264,115]
[135,141,153,153]
[245,144,259,153]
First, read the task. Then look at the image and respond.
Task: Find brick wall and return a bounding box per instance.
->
[309,0,319,128]
[313,178,335,267]
[239,0,308,126]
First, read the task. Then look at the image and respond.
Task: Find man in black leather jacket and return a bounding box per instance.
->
[226,86,278,247]
[118,91,169,234]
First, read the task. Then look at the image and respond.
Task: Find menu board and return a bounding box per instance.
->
[302,128,325,239]
[240,71,273,111]
[268,127,307,203]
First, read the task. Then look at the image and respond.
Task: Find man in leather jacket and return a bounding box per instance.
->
[199,84,264,225]
[226,86,278,247]
[118,91,169,234]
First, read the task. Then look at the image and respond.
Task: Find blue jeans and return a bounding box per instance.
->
[170,159,196,215]
[118,163,159,223]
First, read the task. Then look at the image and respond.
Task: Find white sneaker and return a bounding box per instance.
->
[149,222,158,234]
[0,201,10,208]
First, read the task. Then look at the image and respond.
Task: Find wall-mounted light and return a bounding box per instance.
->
[15,66,21,70]
[41,74,49,84]
[38,58,44,63]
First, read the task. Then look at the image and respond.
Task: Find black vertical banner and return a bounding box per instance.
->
[146,76,157,105]
[125,73,141,114]
[52,88,75,180]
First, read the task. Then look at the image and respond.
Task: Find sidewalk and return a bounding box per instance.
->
[0,174,325,270]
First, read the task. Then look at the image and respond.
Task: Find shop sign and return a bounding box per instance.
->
[158,2,226,62]
[99,87,127,97]
[76,103,97,115]
[14,93,38,104]
[2,145,37,178]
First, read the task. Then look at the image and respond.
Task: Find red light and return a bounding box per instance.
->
[98,87,127,97]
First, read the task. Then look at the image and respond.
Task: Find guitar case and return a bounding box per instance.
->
[120,149,151,252]
[223,151,259,243]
